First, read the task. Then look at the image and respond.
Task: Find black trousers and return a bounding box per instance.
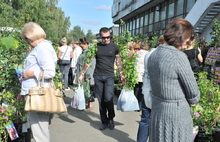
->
[134,82,143,109]
[94,75,115,125]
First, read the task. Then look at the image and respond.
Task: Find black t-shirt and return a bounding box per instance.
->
[94,42,119,76]
[183,49,199,72]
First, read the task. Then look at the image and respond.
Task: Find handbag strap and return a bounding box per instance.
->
[194,49,197,61]
[37,70,45,87]
[61,46,69,60]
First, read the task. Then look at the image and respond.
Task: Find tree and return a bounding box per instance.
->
[67,25,85,43]
[0,0,71,44]
[86,29,96,43]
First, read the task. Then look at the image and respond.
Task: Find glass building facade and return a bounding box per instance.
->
[118,0,197,37]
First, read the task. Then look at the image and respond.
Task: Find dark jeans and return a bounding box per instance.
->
[134,82,143,110]
[94,75,115,125]
[137,98,151,142]
[59,64,70,88]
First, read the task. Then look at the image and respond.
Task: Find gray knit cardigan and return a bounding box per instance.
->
[148,45,200,142]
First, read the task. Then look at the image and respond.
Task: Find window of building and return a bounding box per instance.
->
[144,14,148,26]
[160,6,166,20]
[140,16,144,34]
[118,2,121,11]
[168,2,174,18]
[155,8,160,22]
[149,25,153,32]
[126,21,129,31]
[149,12,154,24]
[177,0,184,16]
[186,0,195,12]
[133,19,136,30]
[136,17,139,29]
[130,20,132,31]
[140,16,143,27]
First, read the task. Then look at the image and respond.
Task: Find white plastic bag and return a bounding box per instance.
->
[71,84,85,110]
[117,88,139,112]
[142,75,152,109]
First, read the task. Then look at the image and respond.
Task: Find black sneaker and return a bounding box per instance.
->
[99,124,108,130]
[108,120,115,130]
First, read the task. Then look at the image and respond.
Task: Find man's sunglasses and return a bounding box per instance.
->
[101,36,110,40]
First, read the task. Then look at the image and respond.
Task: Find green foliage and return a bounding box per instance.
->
[0,0,71,44]
[191,72,220,134]
[81,42,97,65]
[86,29,96,43]
[67,25,86,44]
[145,34,158,50]
[0,31,29,141]
[210,18,220,47]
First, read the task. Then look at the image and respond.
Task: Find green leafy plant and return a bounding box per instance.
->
[81,41,98,65]
[191,72,220,134]
[210,18,220,47]
[145,33,158,50]
[0,31,29,141]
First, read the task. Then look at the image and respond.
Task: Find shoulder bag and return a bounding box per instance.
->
[24,71,67,113]
[142,49,156,109]
[189,50,198,69]
[58,46,70,65]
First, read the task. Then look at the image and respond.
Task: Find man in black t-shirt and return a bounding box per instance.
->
[78,27,126,130]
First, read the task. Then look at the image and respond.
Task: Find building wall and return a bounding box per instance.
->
[112,0,197,37]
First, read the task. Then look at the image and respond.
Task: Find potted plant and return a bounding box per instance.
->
[192,72,220,141]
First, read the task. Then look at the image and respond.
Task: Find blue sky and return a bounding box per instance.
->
[58,0,114,34]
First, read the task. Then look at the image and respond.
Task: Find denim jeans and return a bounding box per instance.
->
[137,98,151,142]
[59,64,70,88]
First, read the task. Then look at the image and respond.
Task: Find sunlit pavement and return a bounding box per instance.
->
[32,89,142,142]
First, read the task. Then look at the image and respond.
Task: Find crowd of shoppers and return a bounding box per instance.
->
[17,18,201,142]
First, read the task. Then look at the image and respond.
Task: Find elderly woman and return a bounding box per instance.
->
[58,37,73,90]
[148,18,200,142]
[17,22,57,142]
[126,41,136,57]
[134,41,149,110]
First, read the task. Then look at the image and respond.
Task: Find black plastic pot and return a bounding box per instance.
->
[213,128,220,142]
[194,127,213,142]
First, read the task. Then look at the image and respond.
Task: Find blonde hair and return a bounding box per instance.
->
[72,40,79,45]
[126,42,136,50]
[140,42,149,51]
[61,37,67,43]
[20,22,46,41]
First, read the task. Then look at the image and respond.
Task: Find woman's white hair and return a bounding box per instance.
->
[20,22,46,41]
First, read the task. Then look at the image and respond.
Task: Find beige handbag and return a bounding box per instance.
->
[24,71,67,113]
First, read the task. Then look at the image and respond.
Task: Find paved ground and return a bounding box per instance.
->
[31,89,142,142]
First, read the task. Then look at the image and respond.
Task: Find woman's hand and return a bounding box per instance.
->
[17,93,24,101]
[190,104,195,107]
[78,74,83,83]
[22,70,34,80]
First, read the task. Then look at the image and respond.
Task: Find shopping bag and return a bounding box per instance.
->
[82,81,90,104]
[142,75,152,109]
[117,88,139,112]
[71,84,85,110]
[15,69,23,83]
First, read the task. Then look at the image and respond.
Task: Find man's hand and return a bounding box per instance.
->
[22,70,34,80]
[17,93,24,101]
[78,74,83,83]
[121,75,126,85]
[190,104,195,107]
